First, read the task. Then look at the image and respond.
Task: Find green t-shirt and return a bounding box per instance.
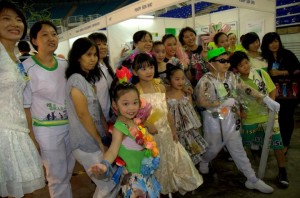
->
[241,69,275,124]
[114,121,146,174]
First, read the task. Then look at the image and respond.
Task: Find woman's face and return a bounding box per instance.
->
[268,39,280,53]
[134,34,153,53]
[228,34,237,46]
[164,37,177,58]
[216,34,229,51]
[95,40,108,61]
[79,46,98,73]
[32,24,58,53]
[0,8,24,43]
[248,39,260,53]
[152,44,166,63]
[182,30,196,47]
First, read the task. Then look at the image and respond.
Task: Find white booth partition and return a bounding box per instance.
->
[56,0,276,65]
[107,17,187,66]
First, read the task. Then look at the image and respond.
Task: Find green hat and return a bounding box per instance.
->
[208,47,227,61]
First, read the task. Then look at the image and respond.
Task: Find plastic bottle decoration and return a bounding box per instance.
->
[112,157,126,184]
[282,83,287,97]
[275,83,281,97]
[200,22,232,44]
[116,66,133,83]
[135,98,152,122]
[292,82,298,97]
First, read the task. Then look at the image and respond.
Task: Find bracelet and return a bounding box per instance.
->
[100,160,113,177]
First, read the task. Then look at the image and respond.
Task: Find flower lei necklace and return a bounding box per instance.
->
[128,118,159,158]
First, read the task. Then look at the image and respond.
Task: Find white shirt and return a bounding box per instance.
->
[23,56,68,127]
[95,62,113,121]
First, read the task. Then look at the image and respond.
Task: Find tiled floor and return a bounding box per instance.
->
[24,107,300,197]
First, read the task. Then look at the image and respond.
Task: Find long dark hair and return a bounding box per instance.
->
[88,32,114,79]
[0,0,27,40]
[66,37,101,84]
[261,32,284,67]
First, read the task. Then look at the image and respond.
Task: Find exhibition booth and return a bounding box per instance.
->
[55,0,276,67]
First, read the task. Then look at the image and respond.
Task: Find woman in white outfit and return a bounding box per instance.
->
[23,20,75,198]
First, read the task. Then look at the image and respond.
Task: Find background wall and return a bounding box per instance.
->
[107,17,186,67]
[54,4,276,66]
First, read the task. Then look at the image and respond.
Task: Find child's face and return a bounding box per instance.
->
[216,34,229,51]
[236,58,250,76]
[79,46,98,73]
[152,44,166,63]
[170,70,185,90]
[248,39,260,52]
[114,90,140,119]
[134,62,155,82]
[210,54,230,74]
[228,34,236,46]
[164,37,177,57]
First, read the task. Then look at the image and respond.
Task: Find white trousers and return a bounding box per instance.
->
[72,149,120,198]
[33,125,75,198]
[201,111,257,182]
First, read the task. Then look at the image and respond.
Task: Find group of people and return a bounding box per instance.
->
[1,0,300,198]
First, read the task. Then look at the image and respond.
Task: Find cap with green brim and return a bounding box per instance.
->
[207,47,227,61]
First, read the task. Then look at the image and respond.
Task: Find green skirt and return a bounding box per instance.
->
[241,119,284,150]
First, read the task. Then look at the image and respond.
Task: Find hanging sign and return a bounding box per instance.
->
[106,0,186,26]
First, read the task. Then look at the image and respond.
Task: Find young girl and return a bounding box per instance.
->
[132,53,202,195]
[65,37,119,198]
[242,32,268,71]
[152,41,168,84]
[166,64,208,166]
[179,27,208,86]
[162,34,189,72]
[194,47,279,193]
[90,81,161,198]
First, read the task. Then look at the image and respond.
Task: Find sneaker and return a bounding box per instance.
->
[278,169,289,188]
[245,179,274,193]
[199,161,209,174]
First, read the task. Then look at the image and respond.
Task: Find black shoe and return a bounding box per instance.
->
[277,168,289,188]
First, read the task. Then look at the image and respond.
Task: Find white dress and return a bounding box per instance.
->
[136,80,203,195]
[0,43,45,198]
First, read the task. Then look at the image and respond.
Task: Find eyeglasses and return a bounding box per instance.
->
[212,59,230,64]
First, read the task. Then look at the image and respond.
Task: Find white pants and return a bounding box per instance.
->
[201,111,257,182]
[33,125,75,198]
[72,149,120,198]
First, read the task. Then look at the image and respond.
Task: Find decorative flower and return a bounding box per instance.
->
[135,98,152,122]
[116,66,132,83]
[129,126,138,137]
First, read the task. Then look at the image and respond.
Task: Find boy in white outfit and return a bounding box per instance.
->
[194,47,279,194]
